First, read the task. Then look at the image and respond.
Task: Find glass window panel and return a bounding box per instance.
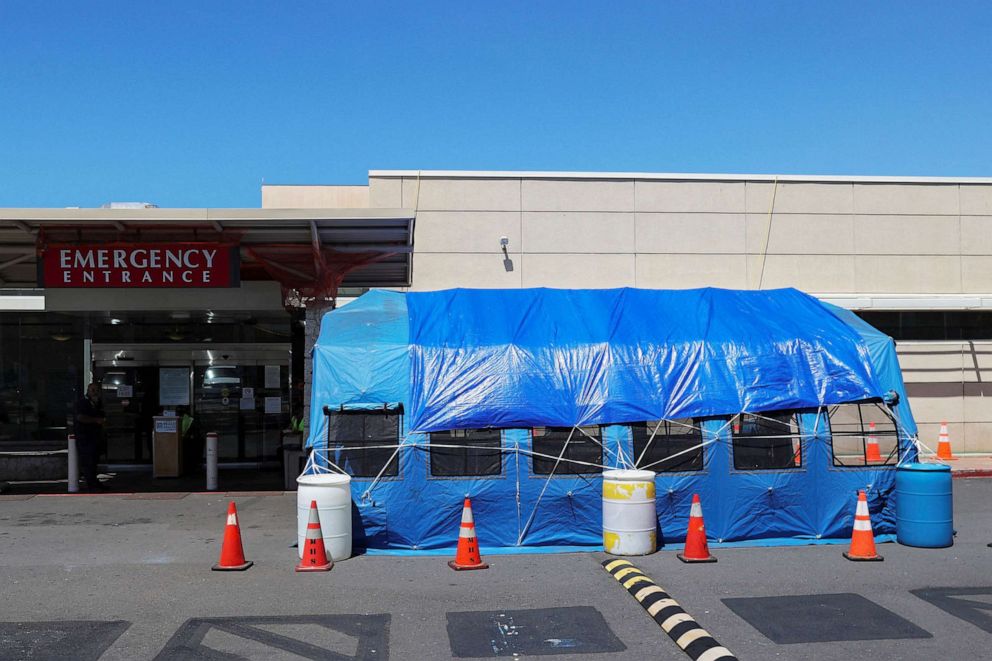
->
[532,426,603,475]
[429,428,502,476]
[326,410,401,478]
[631,418,703,472]
[731,412,801,470]
[828,402,898,467]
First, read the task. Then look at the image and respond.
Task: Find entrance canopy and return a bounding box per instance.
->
[0,208,415,296]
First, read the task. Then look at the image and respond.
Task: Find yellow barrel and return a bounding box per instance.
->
[602,469,657,555]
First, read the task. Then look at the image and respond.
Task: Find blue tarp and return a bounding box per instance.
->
[306,287,918,552]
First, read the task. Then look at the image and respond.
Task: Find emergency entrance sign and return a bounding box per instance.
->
[39,243,240,287]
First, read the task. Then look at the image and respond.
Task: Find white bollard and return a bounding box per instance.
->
[67,433,79,493]
[206,432,218,491]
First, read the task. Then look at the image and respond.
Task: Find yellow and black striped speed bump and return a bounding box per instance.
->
[602,559,737,661]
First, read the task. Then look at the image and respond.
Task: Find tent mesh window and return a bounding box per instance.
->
[731,412,801,470]
[827,402,899,466]
[631,418,704,471]
[531,426,603,475]
[429,428,502,477]
[326,409,401,478]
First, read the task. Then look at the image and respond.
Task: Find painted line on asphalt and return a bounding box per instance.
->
[602,558,737,661]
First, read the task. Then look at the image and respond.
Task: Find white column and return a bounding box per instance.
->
[67,433,79,493]
[205,432,218,491]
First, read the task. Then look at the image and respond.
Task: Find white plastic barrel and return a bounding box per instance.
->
[602,469,657,556]
[296,473,353,561]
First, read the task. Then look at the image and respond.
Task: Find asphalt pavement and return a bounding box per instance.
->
[1,479,990,660]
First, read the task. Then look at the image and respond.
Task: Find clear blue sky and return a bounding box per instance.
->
[1,1,990,208]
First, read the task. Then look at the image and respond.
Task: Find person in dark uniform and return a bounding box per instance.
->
[74,382,108,491]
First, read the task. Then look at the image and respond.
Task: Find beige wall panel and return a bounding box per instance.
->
[853,215,960,255]
[521,179,634,212]
[962,343,992,382]
[745,254,856,292]
[854,255,961,293]
[961,256,992,293]
[414,211,521,253]
[745,182,854,214]
[960,216,992,255]
[635,213,745,254]
[521,254,635,288]
[634,181,745,213]
[909,399,964,428]
[369,177,402,208]
[959,185,992,215]
[963,422,992,453]
[522,212,635,253]
[261,185,369,209]
[897,344,965,384]
[744,213,854,254]
[635,254,746,289]
[402,177,521,211]
[410,253,521,290]
[963,388,992,422]
[852,184,959,215]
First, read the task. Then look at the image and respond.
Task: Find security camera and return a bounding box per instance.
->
[499,236,509,247]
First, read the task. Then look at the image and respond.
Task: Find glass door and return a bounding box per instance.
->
[93,364,158,463]
[193,363,289,463]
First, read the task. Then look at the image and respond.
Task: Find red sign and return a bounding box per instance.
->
[39,243,240,288]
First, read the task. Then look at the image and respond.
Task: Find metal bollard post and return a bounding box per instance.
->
[67,433,79,493]
[206,432,218,491]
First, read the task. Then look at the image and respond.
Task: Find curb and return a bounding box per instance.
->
[602,558,737,661]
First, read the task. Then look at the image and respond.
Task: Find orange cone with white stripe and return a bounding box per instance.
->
[212,501,253,571]
[864,422,883,463]
[296,500,333,572]
[678,494,717,563]
[936,422,957,460]
[844,490,883,561]
[792,437,802,466]
[448,498,488,571]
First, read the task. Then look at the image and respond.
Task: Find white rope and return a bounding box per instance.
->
[516,426,576,545]
[304,448,349,475]
[638,436,716,472]
[634,419,665,468]
[514,442,522,540]
[361,438,409,500]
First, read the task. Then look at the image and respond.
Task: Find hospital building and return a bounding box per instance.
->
[1,170,990,487]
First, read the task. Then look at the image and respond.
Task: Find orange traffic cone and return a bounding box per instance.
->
[212,501,253,571]
[448,498,488,571]
[678,494,717,563]
[296,500,333,572]
[844,490,883,561]
[865,422,883,463]
[792,438,802,466]
[936,422,957,460]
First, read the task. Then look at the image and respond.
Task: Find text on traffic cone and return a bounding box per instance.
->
[296,500,333,572]
[448,498,488,571]
[212,501,253,571]
[844,490,883,561]
[678,493,717,563]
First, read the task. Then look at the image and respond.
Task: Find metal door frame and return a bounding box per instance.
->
[91,343,292,468]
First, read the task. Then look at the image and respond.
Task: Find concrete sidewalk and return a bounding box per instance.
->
[923,454,992,477]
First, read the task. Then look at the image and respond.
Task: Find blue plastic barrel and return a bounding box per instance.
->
[895,463,953,548]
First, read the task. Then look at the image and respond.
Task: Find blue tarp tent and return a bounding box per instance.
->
[305,287,918,553]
